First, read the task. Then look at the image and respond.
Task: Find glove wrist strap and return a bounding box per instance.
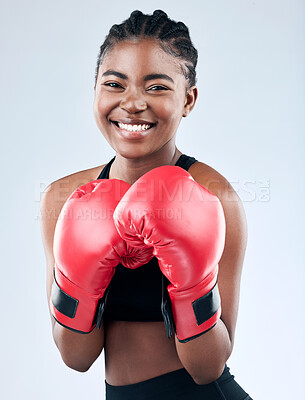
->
[168,271,221,342]
[50,268,102,333]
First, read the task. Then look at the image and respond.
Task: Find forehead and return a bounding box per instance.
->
[99,38,183,77]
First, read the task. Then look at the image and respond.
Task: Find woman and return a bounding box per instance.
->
[40,10,252,400]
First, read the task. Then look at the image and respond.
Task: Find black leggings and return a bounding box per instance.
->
[105,365,252,400]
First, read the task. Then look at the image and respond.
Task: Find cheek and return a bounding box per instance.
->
[94,94,105,113]
[154,96,185,123]
[93,96,110,124]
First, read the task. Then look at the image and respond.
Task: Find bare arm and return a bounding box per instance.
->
[175,175,248,384]
[40,176,105,372]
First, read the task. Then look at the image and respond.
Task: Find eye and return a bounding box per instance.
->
[148,85,169,91]
[103,82,124,89]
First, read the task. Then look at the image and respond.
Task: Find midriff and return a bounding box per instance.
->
[104,321,184,386]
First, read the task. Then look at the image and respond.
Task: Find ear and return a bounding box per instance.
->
[183,86,198,117]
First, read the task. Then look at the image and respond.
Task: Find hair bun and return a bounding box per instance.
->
[130,10,143,20]
[152,10,168,18]
[177,21,189,33]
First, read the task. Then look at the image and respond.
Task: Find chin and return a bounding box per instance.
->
[112,143,155,160]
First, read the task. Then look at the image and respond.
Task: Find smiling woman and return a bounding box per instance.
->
[93,38,197,160]
[40,9,252,400]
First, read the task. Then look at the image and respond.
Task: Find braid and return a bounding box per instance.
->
[109,24,125,39]
[95,9,198,88]
[144,10,168,37]
[144,10,169,35]
[126,10,145,35]
[159,21,189,40]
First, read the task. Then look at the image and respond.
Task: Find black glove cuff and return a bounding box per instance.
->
[51,275,78,319]
[192,282,220,326]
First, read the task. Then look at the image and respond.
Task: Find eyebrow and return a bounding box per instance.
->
[101,70,174,83]
[101,70,128,80]
[144,74,174,83]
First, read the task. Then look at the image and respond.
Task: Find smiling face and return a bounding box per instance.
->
[93,38,197,160]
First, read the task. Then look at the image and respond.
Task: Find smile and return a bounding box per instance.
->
[111,120,155,132]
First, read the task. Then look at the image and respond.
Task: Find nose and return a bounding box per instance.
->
[120,90,147,114]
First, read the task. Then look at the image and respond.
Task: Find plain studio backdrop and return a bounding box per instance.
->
[0,1,304,399]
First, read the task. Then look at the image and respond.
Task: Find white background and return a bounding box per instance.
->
[0,0,304,398]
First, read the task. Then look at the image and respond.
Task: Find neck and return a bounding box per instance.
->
[110,144,182,185]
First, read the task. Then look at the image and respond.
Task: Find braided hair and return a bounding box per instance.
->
[95,10,198,89]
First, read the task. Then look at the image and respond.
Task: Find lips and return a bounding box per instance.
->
[110,119,156,139]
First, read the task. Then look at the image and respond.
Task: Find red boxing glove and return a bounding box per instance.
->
[50,179,153,333]
[113,166,226,342]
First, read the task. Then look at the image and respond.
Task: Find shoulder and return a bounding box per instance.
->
[40,164,106,216]
[188,160,247,233]
[188,160,239,203]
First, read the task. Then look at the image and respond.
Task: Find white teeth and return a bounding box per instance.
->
[117,122,152,132]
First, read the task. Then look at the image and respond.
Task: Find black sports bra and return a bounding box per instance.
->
[98,154,197,323]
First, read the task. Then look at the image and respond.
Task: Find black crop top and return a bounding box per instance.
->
[97,154,198,323]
